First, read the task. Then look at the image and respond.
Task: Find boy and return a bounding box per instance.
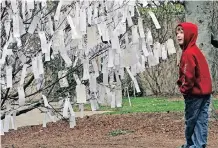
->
[176,22,212,148]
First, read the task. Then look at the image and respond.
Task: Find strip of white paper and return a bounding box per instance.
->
[54,0,63,21]
[18,86,25,106]
[13,14,20,38]
[82,58,90,80]
[89,73,97,92]
[38,31,48,53]
[91,59,99,77]
[166,38,176,55]
[138,17,145,38]
[63,98,70,118]
[148,11,161,29]
[127,11,133,27]
[37,53,44,75]
[3,115,10,132]
[80,8,87,35]
[67,15,80,39]
[32,57,39,79]
[6,66,12,88]
[0,120,4,135]
[28,15,40,34]
[111,31,121,53]
[27,0,34,10]
[146,28,153,46]
[45,41,51,62]
[19,15,26,36]
[76,84,87,103]
[4,20,11,37]
[141,38,149,57]
[108,48,115,68]
[20,64,28,86]
[161,43,168,60]
[73,74,81,85]
[58,70,69,88]
[126,67,140,93]
[132,25,139,44]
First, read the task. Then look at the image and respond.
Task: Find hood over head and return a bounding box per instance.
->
[176,22,198,50]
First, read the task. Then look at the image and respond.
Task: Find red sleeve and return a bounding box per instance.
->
[179,53,196,94]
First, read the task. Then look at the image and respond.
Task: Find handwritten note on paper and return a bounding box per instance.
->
[6,66,12,88]
[76,84,87,104]
[148,11,161,29]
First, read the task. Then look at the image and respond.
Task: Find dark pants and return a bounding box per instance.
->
[183,94,211,148]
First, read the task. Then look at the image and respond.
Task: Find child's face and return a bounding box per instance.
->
[176,26,184,45]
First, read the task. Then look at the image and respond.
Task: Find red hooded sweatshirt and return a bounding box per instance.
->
[177,22,212,95]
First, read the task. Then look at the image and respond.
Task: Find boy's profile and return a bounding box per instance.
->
[176,22,212,148]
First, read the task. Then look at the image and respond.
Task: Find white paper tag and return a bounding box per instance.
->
[13,14,20,38]
[63,98,70,118]
[18,86,25,106]
[76,84,87,103]
[91,59,99,77]
[4,20,11,37]
[20,64,28,86]
[141,38,149,57]
[127,11,133,27]
[54,0,63,21]
[166,38,176,55]
[108,48,115,68]
[6,66,12,88]
[82,58,90,80]
[42,94,50,107]
[67,15,81,39]
[27,0,35,10]
[148,11,161,29]
[103,71,109,85]
[146,28,153,46]
[132,25,139,44]
[58,70,69,88]
[161,43,168,60]
[3,115,10,132]
[89,73,97,92]
[126,67,141,93]
[37,53,44,75]
[80,8,87,35]
[138,17,145,38]
[0,120,4,135]
[28,15,40,34]
[111,31,121,54]
[73,74,81,85]
[38,31,48,53]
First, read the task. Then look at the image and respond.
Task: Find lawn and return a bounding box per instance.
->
[75,97,218,115]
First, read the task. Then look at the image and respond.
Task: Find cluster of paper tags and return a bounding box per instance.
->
[0,0,177,133]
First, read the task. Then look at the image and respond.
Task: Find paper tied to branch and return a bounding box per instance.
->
[76,84,87,104]
[73,74,81,85]
[18,86,25,106]
[161,43,168,60]
[6,66,12,88]
[67,15,81,39]
[126,67,140,93]
[89,73,97,92]
[28,15,40,34]
[58,70,69,88]
[132,25,139,44]
[38,31,48,53]
[148,11,161,29]
[82,57,90,80]
[138,17,145,38]
[166,38,176,55]
[146,28,153,46]
[91,59,99,77]
[79,8,87,35]
[54,0,63,21]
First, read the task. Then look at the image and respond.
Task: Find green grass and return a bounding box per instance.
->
[74,97,218,115]
[100,97,185,115]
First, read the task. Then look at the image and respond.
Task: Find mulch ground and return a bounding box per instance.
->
[1,112,218,148]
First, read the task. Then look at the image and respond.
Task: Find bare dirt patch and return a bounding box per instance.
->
[2,112,218,148]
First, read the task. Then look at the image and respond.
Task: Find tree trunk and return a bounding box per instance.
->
[184,1,218,119]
